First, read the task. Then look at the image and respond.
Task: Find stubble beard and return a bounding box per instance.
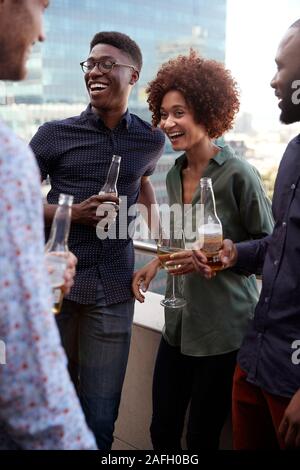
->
[280,79,300,125]
[0,39,27,81]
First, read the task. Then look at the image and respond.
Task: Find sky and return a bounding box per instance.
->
[226,0,300,132]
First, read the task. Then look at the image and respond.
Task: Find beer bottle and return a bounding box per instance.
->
[99,155,121,200]
[198,177,223,271]
[45,193,73,314]
[98,155,121,231]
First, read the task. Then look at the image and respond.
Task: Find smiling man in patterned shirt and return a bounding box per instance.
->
[0,0,96,450]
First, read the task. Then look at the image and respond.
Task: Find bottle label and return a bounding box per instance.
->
[202,233,223,254]
[198,224,222,254]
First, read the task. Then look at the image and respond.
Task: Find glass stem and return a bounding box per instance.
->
[171,275,176,299]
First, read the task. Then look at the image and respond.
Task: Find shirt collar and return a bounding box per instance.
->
[83,104,132,130]
[211,145,233,166]
[174,144,234,169]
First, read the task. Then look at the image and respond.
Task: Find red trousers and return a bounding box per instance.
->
[232,365,290,449]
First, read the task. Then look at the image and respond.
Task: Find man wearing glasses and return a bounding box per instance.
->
[30,31,165,450]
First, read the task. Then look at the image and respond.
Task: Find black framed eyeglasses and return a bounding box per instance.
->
[80,58,138,76]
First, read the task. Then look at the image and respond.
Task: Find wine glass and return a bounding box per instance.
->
[157,225,187,309]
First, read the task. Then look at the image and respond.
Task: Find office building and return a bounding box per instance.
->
[0,0,227,294]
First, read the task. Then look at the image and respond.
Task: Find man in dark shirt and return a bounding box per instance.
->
[194,20,300,449]
[30,31,165,450]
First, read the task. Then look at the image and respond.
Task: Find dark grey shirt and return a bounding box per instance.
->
[163,145,273,356]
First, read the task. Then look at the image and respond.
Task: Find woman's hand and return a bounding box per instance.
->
[164,250,195,276]
[167,248,217,279]
[132,258,161,303]
[192,249,216,279]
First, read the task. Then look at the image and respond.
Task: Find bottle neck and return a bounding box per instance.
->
[200,183,220,225]
[100,158,120,195]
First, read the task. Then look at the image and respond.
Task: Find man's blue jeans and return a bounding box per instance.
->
[56,283,134,450]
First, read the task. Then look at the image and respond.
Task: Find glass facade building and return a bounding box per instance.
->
[1,0,227,108]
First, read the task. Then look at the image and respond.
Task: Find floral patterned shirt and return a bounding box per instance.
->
[0,121,96,449]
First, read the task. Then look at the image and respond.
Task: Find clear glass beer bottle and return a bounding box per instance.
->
[198,177,223,271]
[99,155,121,201]
[45,193,73,313]
[98,155,121,231]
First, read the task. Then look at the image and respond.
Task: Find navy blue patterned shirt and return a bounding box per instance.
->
[236,134,300,398]
[30,104,165,305]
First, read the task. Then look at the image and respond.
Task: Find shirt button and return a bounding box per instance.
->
[274,260,279,266]
[264,297,269,303]
[282,222,287,227]
[291,184,296,190]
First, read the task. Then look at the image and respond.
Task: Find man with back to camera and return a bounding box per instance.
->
[0,0,96,449]
[30,31,165,450]
[193,19,300,449]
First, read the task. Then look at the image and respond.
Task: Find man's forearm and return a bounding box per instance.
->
[44,203,81,227]
[44,204,58,227]
[138,178,160,240]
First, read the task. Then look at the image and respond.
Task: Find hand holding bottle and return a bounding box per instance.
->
[191,177,223,279]
[62,251,78,295]
[197,178,223,271]
[192,239,238,278]
[45,251,77,293]
[218,239,238,269]
[45,252,68,290]
[98,155,121,232]
[72,194,119,227]
[45,193,73,314]
[191,249,216,279]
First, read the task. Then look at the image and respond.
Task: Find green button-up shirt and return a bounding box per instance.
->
[163,145,274,356]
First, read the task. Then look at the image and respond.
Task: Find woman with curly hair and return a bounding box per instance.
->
[132,51,273,450]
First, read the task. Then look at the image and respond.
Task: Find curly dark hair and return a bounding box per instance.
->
[146,50,240,138]
[90,31,143,72]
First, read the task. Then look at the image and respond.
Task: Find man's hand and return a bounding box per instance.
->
[219,239,238,268]
[279,389,300,448]
[62,252,78,295]
[132,258,160,303]
[191,239,238,279]
[72,194,119,227]
[45,251,77,295]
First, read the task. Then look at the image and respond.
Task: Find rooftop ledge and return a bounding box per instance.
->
[133,290,164,333]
